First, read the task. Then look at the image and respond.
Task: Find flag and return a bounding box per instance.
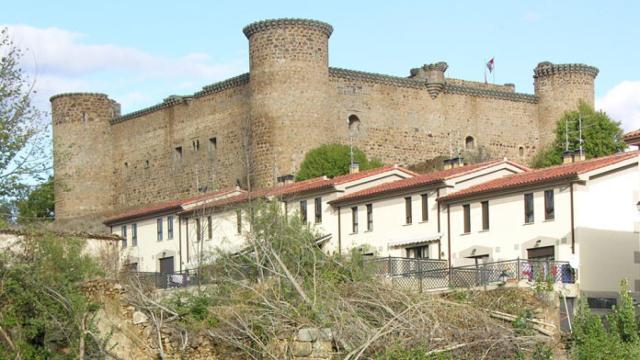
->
[486,57,495,73]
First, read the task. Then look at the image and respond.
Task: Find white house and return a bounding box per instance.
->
[438,151,640,303]
[328,159,529,259]
[105,165,416,272]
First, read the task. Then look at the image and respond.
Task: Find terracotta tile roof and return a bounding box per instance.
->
[103,188,240,224]
[329,160,527,205]
[624,129,640,141]
[439,151,639,202]
[183,166,415,213]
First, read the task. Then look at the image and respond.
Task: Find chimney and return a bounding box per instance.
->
[562,151,574,164]
[575,150,586,162]
[276,174,295,186]
[350,162,360,174]
[443,156,464,170]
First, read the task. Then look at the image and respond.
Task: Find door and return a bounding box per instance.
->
[527,246,555,261]
[159,256,174,274]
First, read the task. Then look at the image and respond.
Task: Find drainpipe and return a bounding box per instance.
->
[437,188,442,260]
[570,182,575,254]
[178,215,182,272]
[337,206,342,255]
[447,204,452,266]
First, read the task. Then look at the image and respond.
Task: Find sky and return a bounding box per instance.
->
[2,0,639,130]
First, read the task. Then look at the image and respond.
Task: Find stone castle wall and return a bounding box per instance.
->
[51,19,598,220]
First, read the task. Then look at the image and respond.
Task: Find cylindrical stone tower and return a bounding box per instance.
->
[50,93,120,219]
[243,18,334,187]
[534,62,599,146]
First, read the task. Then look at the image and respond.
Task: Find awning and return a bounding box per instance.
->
[388,233,442,248]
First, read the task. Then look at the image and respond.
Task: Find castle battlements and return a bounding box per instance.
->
[51,18,598,221]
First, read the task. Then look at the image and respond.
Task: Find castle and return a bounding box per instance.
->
[50,18,599,220]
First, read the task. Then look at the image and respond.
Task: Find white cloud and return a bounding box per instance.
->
[2,24,246,112]
[596,81,640,131]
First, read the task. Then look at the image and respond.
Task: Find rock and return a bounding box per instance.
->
[291,341,313,357]
[126,305,135,312]
[132,311,148,325]
[318,328,333,341]
[312,340,333,356]
[297,327,320,342]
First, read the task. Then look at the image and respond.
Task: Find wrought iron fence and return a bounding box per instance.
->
[368,257,574,292]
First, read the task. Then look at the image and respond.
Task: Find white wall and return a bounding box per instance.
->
[574,164,640,294]
[112,214,180,272]
[447,185,573,267]
[338,189,441,258]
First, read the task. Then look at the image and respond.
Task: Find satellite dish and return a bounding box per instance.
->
[569,254,580,269]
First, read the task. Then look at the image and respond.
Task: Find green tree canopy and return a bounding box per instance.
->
[17,176,54,224]
[295,144,383,181]
[531,102,626,168]
[0,27,49,198]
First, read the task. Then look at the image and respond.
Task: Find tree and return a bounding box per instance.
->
[296,143,383,181]
[17,176,54,224]
[0,27,50,198]
[531,102,626,168]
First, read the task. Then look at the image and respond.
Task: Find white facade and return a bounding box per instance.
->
[442,155,640,296]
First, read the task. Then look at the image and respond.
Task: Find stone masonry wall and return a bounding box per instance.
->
[109,83,250,209]
[51,19,597,220]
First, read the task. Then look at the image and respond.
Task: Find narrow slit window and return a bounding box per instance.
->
[207,215,212,240]
[366,204,373,231]
[157,218,163,241]
[314,197,322,223]
[351,206,358,233]
[524,193,534,224]
[167,216,174,240]
[132,223,137,247]
[405,197,412,224]
[463,204,471,233]
[300,200,307,224]
[421,194,428,222]
[481,201,489,230]
[175,146,183,160]
[544,190,555,220]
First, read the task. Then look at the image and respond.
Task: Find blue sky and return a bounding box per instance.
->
[3,0,639,130]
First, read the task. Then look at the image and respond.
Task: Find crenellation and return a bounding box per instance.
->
[51,19,598,221]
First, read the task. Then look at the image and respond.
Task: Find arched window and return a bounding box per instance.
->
[348,114,361,133]
[465,136,475,150]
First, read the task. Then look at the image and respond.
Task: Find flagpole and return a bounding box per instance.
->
[492,56,495,84]
[484,58,487,84]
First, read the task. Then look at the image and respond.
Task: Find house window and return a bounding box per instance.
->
[481,201,489,230]
[421,194,428,222]
[209,137,217,151]
[236,209,242,234]
[524,193,534,224]
[405,197,412,224]
[300,200,307,224]
[518,146,525,158]
[587,297,617,310]
[406,245,429,259]
[351,206,358,233]
[366,204,373,231]
[544,190,555,220]
[157,218,163,241]
[121,225,127,248]
[132,223,137,247]
[174,146,183,161]
[314,197,322,224]
[207,216,212,240]
[144,160,150,168]
[196,218,201,242]
[167,216,174,240]
[465,136,475,150]
[463,204,471,233]
[192,139,200,152]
